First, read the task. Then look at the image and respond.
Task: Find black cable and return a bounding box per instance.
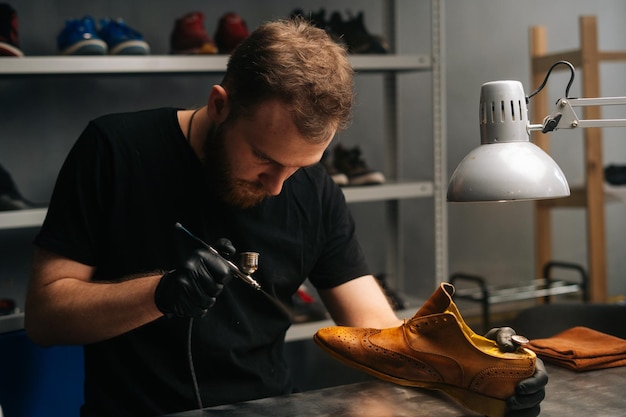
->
[527,60,576,101]
[187,317,204,411]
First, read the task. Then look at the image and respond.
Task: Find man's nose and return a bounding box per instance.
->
[259,167,296,196]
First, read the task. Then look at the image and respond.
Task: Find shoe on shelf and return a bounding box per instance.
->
[170,11,217,55]
[289,8,326,29]
[0,298,17,315]
[605,164,626,186]
[214,12,249,54]
[290,8,342,44]
[333,144,385,186]
[314,283,536,417]
[321,150,349,186]
[375,273,406,311]
[292,283,329,323]
[57,16,107,55]
[0,3,23,56]
[0,163,46,211]
[328,10,389,54]
[98,18,150,55]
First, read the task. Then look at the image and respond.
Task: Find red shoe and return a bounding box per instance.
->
[170,11,217,54]
[0,3,23,57]
[214,12,249,54]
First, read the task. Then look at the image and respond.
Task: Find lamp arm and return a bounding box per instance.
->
[541,96,626,132]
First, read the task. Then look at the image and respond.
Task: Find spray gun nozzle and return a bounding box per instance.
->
[174,223,262,290]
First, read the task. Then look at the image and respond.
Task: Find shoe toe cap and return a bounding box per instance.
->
[314,326,368,353]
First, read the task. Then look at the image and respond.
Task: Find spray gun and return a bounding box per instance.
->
[175,222,261,290]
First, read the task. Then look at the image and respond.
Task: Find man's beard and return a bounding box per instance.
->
[202,123,271,209]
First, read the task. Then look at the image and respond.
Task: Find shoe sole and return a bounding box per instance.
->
[171,43,218,54]
[348,171,385,186]
[330,173,349,186]
[0,42,24,57]
[314,333,508,417]
[60,39,107,55]
[109,40,150,55]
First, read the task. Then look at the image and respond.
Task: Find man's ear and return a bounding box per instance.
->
[208,85,230,123]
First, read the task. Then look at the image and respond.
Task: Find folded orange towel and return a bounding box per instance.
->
[528,326,626,371]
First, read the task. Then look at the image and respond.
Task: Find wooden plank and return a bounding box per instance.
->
[532,50,582,71]
[530,25,554,283]
[539,188,587,208]
[598,51,626,62]
[580,15,608,302]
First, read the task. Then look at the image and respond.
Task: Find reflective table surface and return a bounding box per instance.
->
[165,364,626,417]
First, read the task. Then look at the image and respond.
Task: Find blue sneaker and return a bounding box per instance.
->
[57,16,107,55]
[98,18,150,55]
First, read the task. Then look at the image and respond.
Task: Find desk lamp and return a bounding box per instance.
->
[447,61,626,202]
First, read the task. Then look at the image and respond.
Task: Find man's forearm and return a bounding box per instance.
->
[26,272,163,346]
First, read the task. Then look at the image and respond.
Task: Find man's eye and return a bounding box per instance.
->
[254,151,271,163]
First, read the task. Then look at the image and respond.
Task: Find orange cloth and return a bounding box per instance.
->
[528,326,626,371]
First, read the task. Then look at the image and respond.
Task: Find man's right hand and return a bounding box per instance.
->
[155,242,235,318]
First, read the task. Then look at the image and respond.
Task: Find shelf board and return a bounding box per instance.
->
[538,184,626,208]
[342,180,433,203]
[0,54,431,76]
[0,181,432,230]
[0,208,46,229]
[350,54,431,72]
[0,312,24,334]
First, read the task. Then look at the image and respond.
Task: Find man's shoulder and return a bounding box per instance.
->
[292,163,336,192]
[285,163,346,207]
[92,107,177,127]
[86,108,181,149]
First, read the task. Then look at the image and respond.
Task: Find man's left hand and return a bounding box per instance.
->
[485,327,549,417]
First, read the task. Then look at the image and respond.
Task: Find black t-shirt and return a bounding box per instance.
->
[34,108,370,416]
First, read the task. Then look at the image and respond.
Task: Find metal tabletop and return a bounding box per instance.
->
[165,364,626,417]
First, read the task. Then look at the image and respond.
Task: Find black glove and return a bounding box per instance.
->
[485,326,518,353]
[155,239,236,318]
[485,327,549,417]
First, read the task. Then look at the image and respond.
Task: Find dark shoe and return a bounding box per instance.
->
[289,8,344,46]
[375,273,406,310]
[328,11,389,54]
[214,12,249,54]
[98,18,150,55]
[314,283,536,417]
[0,163,45,210]
[321,150,348,186]
[290,8,327,30]
[605,164,626,186]
[333,144,385,186]
[0,3,23,56]
[57,16,107,55]
[170,12,217,54]
[0,298,17,315]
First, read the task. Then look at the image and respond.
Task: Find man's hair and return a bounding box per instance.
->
[222,18,354,143]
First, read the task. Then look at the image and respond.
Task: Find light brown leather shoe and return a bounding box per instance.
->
[314,283,536,417]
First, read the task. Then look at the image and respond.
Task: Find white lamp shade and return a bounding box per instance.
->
[447,141,570,202]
